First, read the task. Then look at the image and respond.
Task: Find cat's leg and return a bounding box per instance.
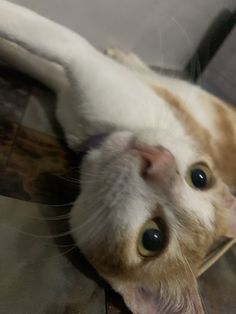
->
[0,0,94,91]
[0,1,162,148]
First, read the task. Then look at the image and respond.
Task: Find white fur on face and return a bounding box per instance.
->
[70,129,215,266]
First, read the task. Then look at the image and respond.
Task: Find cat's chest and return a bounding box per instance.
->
[153,81,236,188]
[66,71,187,143]
[149,77,220,138]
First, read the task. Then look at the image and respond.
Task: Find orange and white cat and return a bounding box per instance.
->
[0,1,235,313]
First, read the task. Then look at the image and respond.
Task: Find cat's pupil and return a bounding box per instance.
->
[142,229,163,251]
[191,168,207,189]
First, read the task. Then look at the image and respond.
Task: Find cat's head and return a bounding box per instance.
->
[70,130,236,314]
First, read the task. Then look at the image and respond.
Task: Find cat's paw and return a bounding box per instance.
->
[105,47,131,61]
[105,48,149,73]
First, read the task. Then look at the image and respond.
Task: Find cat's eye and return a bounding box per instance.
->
[138,219,165,257]
[186,163,212,190]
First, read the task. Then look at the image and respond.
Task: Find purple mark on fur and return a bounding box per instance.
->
[79,133,110,152]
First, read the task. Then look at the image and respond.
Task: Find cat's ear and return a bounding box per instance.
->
[115,278,204,314]
[222,186,236,238]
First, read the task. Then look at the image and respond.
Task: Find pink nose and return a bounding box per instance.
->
[133,145,177,184]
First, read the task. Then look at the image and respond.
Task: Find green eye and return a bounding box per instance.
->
[186,163,212,190]
[138,219,165,257]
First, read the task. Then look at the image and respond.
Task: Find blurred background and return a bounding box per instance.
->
[9,0,236,70]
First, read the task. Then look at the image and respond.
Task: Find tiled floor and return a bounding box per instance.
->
[0,31,236,313]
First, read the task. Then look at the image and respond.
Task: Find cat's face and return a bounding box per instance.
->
[70,130,236,314]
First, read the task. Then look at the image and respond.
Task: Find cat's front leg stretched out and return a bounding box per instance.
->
[0,0,168,150]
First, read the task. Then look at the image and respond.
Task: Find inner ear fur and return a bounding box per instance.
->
[114,276,204,314]
[221,185,236,238]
